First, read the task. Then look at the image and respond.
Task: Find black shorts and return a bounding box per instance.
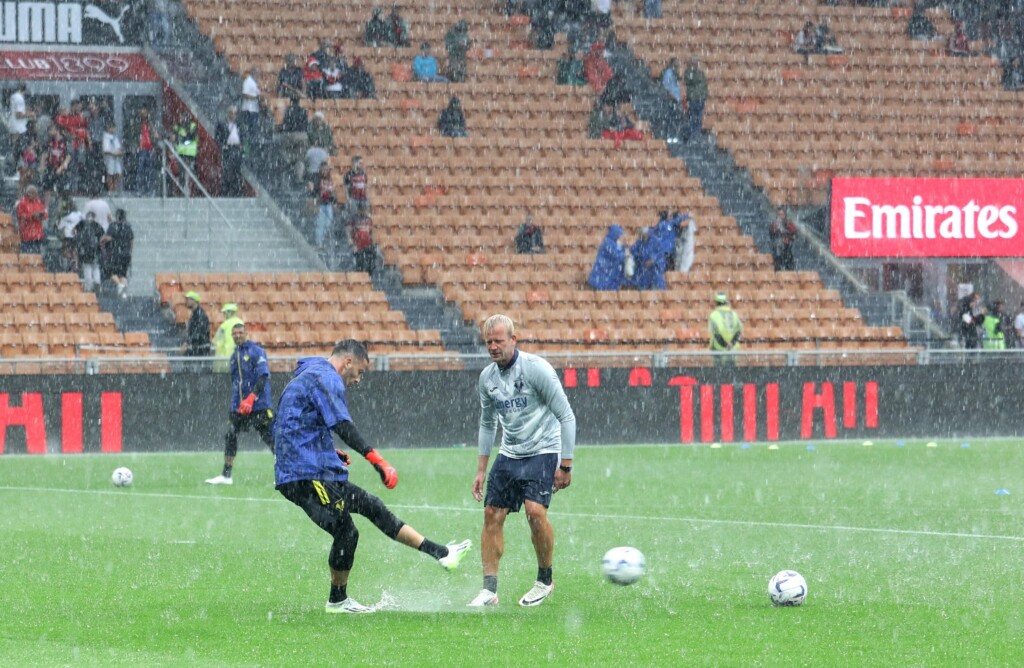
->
[228,409,274,432]
[277,478,404,538]
[484,452,559,512]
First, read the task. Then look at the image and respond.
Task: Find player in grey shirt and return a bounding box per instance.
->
[469,314,576,608]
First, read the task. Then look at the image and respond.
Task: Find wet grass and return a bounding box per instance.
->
[0,439,1021,667]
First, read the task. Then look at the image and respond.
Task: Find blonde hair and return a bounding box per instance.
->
[482,314,515,338]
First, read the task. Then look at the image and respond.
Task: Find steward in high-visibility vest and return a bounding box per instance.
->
[709,292,743,365]
[213,303,244,372]
[173,116,198,160]
[982,302,1006,350]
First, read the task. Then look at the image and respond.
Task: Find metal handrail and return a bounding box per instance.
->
[158,138,235,231]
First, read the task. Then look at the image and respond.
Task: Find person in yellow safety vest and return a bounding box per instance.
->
[172,112,198,176]
[982,301,1006,350]
[708,292,743,366]
[213,303,244,372]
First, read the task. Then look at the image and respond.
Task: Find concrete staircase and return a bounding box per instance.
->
[105,195,323,297]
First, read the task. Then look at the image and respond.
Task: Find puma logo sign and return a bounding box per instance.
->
[84,4,130,44]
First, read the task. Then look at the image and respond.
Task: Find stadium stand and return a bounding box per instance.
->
[178,0,909,359]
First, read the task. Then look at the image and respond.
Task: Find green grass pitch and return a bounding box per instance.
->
[1,440,1021,667]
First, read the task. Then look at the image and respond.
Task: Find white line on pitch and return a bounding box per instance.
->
[2,485,1021,543]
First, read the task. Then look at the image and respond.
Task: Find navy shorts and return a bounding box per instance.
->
[484,452,559,512]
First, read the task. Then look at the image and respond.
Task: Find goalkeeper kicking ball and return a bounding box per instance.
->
[602,546,646,586]
[111,467,133,488]
[768,570,807,606]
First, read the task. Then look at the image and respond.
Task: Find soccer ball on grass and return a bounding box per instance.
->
[602,546,646,585]
[768,570,807,606]
[111,467,133,488]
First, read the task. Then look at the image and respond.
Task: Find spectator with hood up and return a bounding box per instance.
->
[588,224,627,291]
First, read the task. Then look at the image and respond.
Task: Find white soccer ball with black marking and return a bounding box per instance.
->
[602,546,646,586]
[111,467,133,488]
[768,570,807,606]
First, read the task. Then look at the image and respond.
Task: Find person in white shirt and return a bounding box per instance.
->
[215,106,245,196]
[7,83,32,169]
[102,120,124,193]
[241,68,262,137]
[83,192,113,233]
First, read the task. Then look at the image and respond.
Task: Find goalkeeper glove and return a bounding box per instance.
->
[336,450,351,466]
[365,449,398,489]
[237,393,257,415]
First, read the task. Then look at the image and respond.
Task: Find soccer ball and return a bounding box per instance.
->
[111,467,133,488]
[768,570,807,606]
[602,546,646,586]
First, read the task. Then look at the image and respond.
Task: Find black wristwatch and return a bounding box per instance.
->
[559,465,573,473]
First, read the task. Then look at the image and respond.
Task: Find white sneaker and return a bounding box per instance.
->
[438,539,472,571]
[467,589,499,607]
[518,581,553,607]
[325,598,373,614]
[205,475,233,485]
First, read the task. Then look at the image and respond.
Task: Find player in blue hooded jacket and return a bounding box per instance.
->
[274,339,472,613]
[206,322,275,485]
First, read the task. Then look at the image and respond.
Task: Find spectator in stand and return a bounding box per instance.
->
[17,135,39,194]
[674,213,696,273]
[15,185,47,254]
[531,10,556,50]
[660,57,685,143]
[588,100,613,139]
[814,17,843,54]
[83,189,113,232]
[349,203,376,275]
[344,155,369,216]
[40,124,72,206]
[948,21,975,56]
[304,140,331,188]
[907,4,937,40]
[643,0,661,19]
[172,111,199,180]
[1013,301,1024,348]
[241,67,263,138]
[180,291,212,357]
[438,96,468,137]
[342,58,377,99]
[7,83,33,171]
[56,193,81,272]
[102,208,134,299]
[591,0,611,29]
[583,42,613,94]
[958,291,982,349]
[365,7,390,47]
[249,98,276,180]
[278,97,309,184]
[794,20,815,58]
[307,111,335,156]
[556,46,586,86]
[769,207,797,271]
[1002,56,1024,90]
[304,49,326,100]
[515,214,545,254]
[215,106,245,197]
[75,211,104,291]
[127,107,158,195]
[308,160,336,249]
[683,56,708,141]
[102,120,124,193]
[84,98,110,192]
[629,227,667,290]
[588,224,627,291]
[277,54,305,99]
[446,20,471,82]
[55,100,89,194]
[651,211,678,270]
[388,6,411,47]
[322,55,347,100]
[600,104,644,148]
[413,42,449,83]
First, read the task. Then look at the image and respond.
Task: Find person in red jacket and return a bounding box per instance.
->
[15,185,47,254]
[583,42,613,94]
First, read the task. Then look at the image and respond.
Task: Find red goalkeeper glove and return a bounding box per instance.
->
[335,450,351,466]
[237,393,257,415]
[365,449,398,489]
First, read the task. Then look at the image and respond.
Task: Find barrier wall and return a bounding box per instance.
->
[0,364,1017,454]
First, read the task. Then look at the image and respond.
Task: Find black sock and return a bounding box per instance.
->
[222,463,233,478]
[483,575,498,593]
[329,584,347,603]
[418,538,448,560]
[538,567,552,586]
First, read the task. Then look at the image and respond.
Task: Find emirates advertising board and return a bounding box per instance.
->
[831,177,1024,257]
